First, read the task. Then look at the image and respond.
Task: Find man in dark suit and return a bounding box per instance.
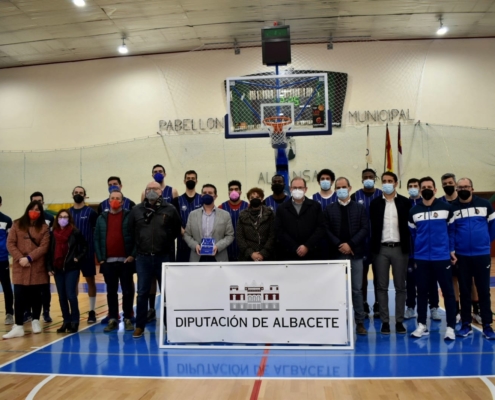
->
[274,177,325,261]
[370,171,412,335]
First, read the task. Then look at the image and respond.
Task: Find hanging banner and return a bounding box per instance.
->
[162,261,351,348]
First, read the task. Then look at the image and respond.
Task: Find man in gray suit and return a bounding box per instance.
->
[184,184,235,262]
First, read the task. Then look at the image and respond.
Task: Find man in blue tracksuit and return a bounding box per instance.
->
[451,177,495,339]
[408,176,457,340]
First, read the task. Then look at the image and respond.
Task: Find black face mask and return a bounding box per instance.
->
[443,185,455,196]
[421,189,434,201]
[185,180,196,190]
[458,190,471,201]
[271,183,285,195]
[250,198,262,208]
[73,194,84,204]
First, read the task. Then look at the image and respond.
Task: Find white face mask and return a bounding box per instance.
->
[291,189,305,200]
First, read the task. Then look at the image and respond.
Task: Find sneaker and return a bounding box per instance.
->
[32,319,42,334]
[146,308,156,323]
[456,323,473,337]
[372,303,380,319]
[444,327,455,341]
[381,322,391,334]
[356,323,367,335]
[411,323,429,338]
[3,324,25,339]
[472,313,482,325]
[4,314,14,325]
[404,308,417,319]
[124,318,134,331]
[430,307,441,321]
[103,319,119,333]
[133,327,144,338]
[43,311,52,323]
[87,310,96,324]
[23,312,32,324]
[456,313,461,324]
[483,325,495,340]
[396,322,407,334]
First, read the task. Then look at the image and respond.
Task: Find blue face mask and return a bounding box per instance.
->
[108,185,120,194]
[336,188,349,200]
[363,179,374,189]
[201,194,214,205]
[382,183,395,195]
[408,188,419,198]
[153,172,164,183]
[320,180,331,191]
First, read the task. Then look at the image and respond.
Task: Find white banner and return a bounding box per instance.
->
[163,261,351,348]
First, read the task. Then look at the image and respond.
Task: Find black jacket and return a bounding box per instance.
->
[323,201,368,258]
[274,197,326,261]
[369,194,412,255]
[47,228,88,273]
[128,201,181,255]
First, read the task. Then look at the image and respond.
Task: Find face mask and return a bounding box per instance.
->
[145,191,160,201]
[201,194,214,205]
[363,179,375,189]
[336,188,349,200]
[229,191,240,201]
[185,180,196,190]
[443,185,455,196]
[108,185,120,194]
[250,198,262,208]
[58,217,69,227]
[408,188,419,198]
[382,183,395,195]
[28,210,41,220]
[291,189,305,200]
[110,199,121,210]
[458,190,471,201]
[73,194,84,204]
[320,180,331,191]
[421,189,434,201]
[271,183,285,195]
[153,172,164,183]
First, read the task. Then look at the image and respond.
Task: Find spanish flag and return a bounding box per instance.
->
[385,124,393,172]
[397,122,403,180]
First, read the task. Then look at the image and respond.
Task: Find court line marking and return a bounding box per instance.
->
[26,374,55,400]
[250,348,269,400]
[481,377,495,400]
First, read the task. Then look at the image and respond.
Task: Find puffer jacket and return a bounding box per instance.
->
[236,205,275,261]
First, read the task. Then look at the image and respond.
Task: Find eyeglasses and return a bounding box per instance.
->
[457,186,472,190]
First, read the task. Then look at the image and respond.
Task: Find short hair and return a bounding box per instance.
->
[335,176,351,187]
[109,189,123,199]
[271,174,285,183]
[107,176,122,185]
[246,187,265,199]
[53,209,75,231]
[457,177,473,187]
[202,184,217,195]
[290,176,307,187]
[30,191,44,201]
[228,180,242,190]
[361,168,376,177]
[407,178,420,188]
[317,169,335,182]
[72,186,86,196]
[152,164,166,173]
[441,173,456,182]
[381,171,398,183]
[419,176,436,188]
[184,170,197,180]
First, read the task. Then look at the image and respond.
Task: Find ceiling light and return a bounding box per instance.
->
[73,0,86,7]
[437,18,448,35]
[118,38,128,55]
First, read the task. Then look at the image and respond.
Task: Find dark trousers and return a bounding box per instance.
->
[14,284,43,325]
[406,258,440,309]
[135,254,169,330]
[102,261,135,320]
[54,269,80,323]
[416,259,456,328]
[25,282,51,315]
[0,260,14,315]
[176,236,191,262]
[458,254,492,326]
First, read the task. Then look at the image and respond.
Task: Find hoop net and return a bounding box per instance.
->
[263,116,292,148]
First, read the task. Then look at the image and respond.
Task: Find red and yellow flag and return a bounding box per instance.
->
[385,125,393,172]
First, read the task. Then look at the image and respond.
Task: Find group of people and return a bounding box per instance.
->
[1,164,494,342]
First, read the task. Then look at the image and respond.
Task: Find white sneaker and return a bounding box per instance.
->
[456,313,461,324]
[404,308,417,319]
[32,319,42,334]
[444,327,455,340]
[4,314,14,325]
[430,307,441,321]
[3,324,25,339]
[472,313,482,325]
[411,323,429,338]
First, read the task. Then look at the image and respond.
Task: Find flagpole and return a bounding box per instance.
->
[399,122,401,188]
[383,123,387,173]
[366,124,369,169]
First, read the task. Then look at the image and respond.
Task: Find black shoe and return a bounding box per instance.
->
[43,311,52,323]
[373,303,380,319]
[69,323,79,333]
[56,322,70,333]
[87,310,96,324]
[396,322,407,334]
[146,308,156,324]
[364,302,370,314]
[381,322,391,334]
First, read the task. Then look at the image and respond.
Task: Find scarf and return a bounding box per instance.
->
[143,196,163,224]
[53,226,73,269]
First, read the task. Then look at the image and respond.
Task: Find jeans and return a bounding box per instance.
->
[339,254,365,323]
[457,254,492,325]
[135,254,169,330]
[0,260,13,315]
[416,259,456,328]
[54,269,80,323]
[406,258,440,309]
[102,261,135,320]
[14,284,43,325]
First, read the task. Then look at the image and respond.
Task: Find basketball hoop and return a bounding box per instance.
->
[263,116,292,148]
